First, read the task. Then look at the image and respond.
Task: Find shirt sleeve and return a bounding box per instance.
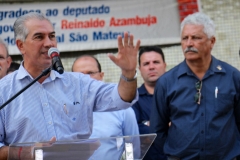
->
[86,77,138,112]
[150,78,170,156]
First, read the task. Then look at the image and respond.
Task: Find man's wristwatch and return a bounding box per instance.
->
[120,70,137,82]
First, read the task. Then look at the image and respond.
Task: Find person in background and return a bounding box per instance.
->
[7,61,20,74]
[72,55,139,160]
[0,12,140,160]
[132,46,167,160]
[150,12,240,159]
[132,46,166,135]
[0,38,12,79]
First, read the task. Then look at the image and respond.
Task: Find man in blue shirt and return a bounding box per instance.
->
[72,55,139,160]
[132,46,167,160]
[132,46,166,135]
[0,12,140,159]
[150,12,240,159]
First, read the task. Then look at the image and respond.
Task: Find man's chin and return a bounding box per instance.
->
[148,77,158,83]
[185,54,199,61]
[186,58,199,62]
[42,62,52,69]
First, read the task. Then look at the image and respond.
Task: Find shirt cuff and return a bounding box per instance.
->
[113,85,139,110]
[0,143,5,148]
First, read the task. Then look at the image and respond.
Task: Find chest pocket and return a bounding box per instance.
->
[214,93,234,114]
[61,103,81,130]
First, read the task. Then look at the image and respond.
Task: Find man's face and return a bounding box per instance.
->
[16,19,57,71]
[139,51,166,84]
[72,56,104,81]
[181,24,215,61]
[0,44,11,79]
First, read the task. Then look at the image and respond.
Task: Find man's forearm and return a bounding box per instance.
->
[0,146,8,160]
[118,71,137,102]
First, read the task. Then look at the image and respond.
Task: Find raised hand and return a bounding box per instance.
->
[108,32,141,73]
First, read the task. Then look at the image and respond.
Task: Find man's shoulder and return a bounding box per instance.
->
[212,57,240,81]
[160,62,183,80]
[217,59,239,72]
[60,72,87,83]
[0,72,17,87]
[62,71,80,78]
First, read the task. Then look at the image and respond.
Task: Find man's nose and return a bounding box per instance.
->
[43,37,55,48]
[149,62,155,69]
[186,38,194,47]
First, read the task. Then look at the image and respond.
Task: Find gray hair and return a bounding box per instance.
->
[0,38,9,57]
[180,12,215,38]
[13,12,52,42]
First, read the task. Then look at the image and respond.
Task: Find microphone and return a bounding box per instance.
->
[48,47,64,74]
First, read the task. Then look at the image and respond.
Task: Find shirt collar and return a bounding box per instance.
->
[177,56,226,78]
[16,61,64,82]
[138,84,150,95]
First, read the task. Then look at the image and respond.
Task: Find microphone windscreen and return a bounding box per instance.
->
[48,47,60,57]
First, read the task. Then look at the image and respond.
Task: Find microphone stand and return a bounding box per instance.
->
[0,67,52,110]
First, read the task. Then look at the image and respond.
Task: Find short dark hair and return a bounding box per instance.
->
[72,55,101,72]
[138,46,165,65]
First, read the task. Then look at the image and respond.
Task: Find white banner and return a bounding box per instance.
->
[0,0,180,55]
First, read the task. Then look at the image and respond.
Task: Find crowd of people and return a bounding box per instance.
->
[0,11,240,160]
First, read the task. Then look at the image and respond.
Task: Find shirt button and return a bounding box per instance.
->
[201,130,204,134]
[44,103,48,106]
[48,121,52,125]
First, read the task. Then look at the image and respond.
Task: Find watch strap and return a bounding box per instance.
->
[120,70,137,82]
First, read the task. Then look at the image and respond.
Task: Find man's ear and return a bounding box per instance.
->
[16,39,25,55]
[6,56,12,68]
[99,72,104,81]
[210,36,216,50]
[164,62,167,71]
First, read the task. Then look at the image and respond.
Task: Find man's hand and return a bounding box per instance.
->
[108,32,141,74]
[108,32,140,102]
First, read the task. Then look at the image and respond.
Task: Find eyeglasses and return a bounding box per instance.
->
[86,71,100,75]
[194,81,202,104]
